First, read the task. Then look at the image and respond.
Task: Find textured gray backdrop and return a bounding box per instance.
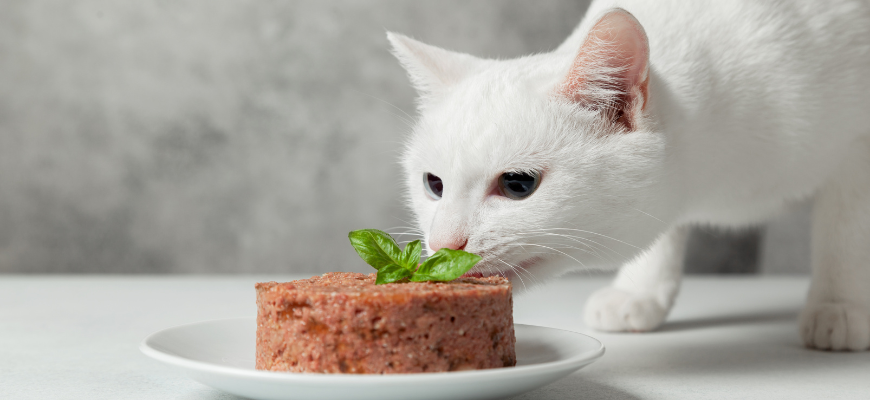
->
[0,0,810,274]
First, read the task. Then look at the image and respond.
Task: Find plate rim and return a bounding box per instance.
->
[140,317,605,383]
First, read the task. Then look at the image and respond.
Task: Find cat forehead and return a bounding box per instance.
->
[407,56,588,172]
[415,95,538,169]
[408,98,584,179]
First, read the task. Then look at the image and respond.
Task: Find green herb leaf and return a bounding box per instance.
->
[398,240,421,270]
[349,229,482,284]
[376,263,414,284]
[410,248,482,282]
[348,229,403,270]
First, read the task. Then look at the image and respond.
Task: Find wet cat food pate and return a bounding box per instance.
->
[255,272,516,374]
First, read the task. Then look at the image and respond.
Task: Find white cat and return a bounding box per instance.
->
[388,0,870,351]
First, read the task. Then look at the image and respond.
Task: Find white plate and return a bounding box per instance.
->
[140,317,604,400]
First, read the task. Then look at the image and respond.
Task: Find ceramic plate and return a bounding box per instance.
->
[140,318,604,400]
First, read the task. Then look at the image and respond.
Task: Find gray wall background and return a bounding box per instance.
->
[0,0,810,275]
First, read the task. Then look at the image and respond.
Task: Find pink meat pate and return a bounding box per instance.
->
[255,272,516,374]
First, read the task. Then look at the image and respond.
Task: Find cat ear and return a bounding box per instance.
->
[387,32,485,99]
[558,9,650,131]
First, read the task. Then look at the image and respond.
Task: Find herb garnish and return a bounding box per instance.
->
[348,229,482,284]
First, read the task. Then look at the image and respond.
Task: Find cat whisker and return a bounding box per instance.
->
[631,207,666,224]
[350,89,416,128]
[526,228,642,250]
[510,261,541,287]
[384,225,424,232]
[509,242,600,261]
[483,262,499,279]
[387,232,424,238]
[509,232,610,258]
[390,216,423,233]
[499,254,541,284]
[513,232,624,262]
[391,216,418,224]
[508,242,589,270]
[494,257,527,291]
[513,232,603,255]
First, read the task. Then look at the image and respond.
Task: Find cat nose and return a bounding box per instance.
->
[429,237,467,252]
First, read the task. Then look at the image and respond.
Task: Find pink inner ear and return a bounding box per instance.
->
[559,9,650,116]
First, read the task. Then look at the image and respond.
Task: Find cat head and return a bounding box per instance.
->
[389,9,668,286]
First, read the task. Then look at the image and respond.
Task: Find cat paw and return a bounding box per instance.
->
[584,287,668,332]
[799,302,870,351]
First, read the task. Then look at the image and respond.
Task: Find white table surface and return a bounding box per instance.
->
[2,275,868,400]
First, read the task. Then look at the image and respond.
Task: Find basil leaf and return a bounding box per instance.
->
[398,240,421,271]
[349,229,482,285]
[376,263,414,284]
[348,229,403,271]
[410,248,482,282]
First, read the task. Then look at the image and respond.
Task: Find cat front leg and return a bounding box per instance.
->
[584,226,689,332]
[800,143,870,351]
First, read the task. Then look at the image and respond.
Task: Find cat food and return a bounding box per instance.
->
[255,272,516,374]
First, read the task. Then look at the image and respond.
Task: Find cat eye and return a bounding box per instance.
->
[424,173,443,200]
[498,171,541,200]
